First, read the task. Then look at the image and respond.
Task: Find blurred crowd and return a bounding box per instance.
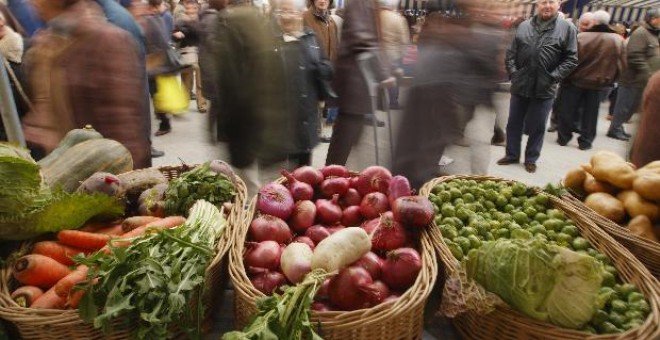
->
[0,0,658,192]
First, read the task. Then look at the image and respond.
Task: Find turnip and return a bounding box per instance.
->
[311,227,371,273]
[280,243,313,284]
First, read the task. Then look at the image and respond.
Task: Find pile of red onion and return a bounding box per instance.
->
[246,165,434,311]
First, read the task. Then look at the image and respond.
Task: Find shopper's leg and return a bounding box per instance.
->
[523,97,554,165]
[193,64,207,112]
[326,113,364,166]
[181,67,193,97]
[504,94,528,161]
[577,89,601,149]
[556,84,580,144]
[609,86,642,133]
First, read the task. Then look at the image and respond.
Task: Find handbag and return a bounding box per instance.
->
[153,74,190,114]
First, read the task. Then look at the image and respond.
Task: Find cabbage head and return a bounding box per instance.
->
[465,238,603,329]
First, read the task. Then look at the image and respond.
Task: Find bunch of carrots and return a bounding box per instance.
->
[10,215,186,309]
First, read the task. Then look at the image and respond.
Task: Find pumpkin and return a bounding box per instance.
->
[37,125,103,169]
[41,139,133,192]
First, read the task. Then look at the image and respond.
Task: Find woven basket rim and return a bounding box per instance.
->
[229,175,439,331]
[0,163,248,337]
[419,174,660,340]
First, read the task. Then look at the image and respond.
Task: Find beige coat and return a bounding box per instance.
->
[379,9,410,66]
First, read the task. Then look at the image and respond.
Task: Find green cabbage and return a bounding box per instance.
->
[465,238,603,329]
[0,143,42,214]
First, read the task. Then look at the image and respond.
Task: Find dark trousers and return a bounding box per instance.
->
[557,84,601,148]
[505,94,554,164]
[325,113,366,166]
[609,85,644,133]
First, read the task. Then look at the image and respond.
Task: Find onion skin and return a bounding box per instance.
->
[383,294,400,304]
[382,248,422,290]
[281,170,314,201]
[392,196,434,229]
[292,166,324,186]
[328,266,377,311]
[356,166,392,195]
[388,176,412,204]
[292,236,315,250]
[289,200,317,233]
[249,215,293,243]
[244,241,283,272]
[257,183,295,220]
[341,188,362,207]
[316,194,343,224]
[316,278,331,300]
[341,206,363,226]
[359,192,390,219]
[305,225,331,244]
[327,225,345,234]
[251,271,287,295]
[321,165,350,178]
[353,252,384,279]
[368,280,391,306]
[367,213,409,251]
[320,177,350,197]
[311,301,332,312]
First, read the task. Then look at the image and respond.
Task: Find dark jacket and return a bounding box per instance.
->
[506,15,578,99]
[173,19,201,48]
[566,24,625,90]
[199,8,219,101]
[333,0,389,114]
[302,9,338,62]
[631,71,660,168]
[620,22,659,88]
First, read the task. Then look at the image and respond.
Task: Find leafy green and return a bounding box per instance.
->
[465,238,604,329]
[164,162,235,216]
[0,143,42,215]
[77,201,226,338]
[223,270,330,340]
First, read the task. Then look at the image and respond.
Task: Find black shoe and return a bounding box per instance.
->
[622,130,632,138]
[155,128,171,136]
[557,139,568,146]
[497,157,519,166]
[151,147,165,158]
[607,131,630,141]
[524,163,537,173]
[547,125,557,132]
[364,116,386,127]
[578,144,592,151]
[320,136,332,143]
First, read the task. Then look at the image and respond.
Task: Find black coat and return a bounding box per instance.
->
[506,15,578,99]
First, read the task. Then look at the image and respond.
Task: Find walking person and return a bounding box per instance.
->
[497,0,577,173]
[607,9,659,141]
[173,0,207,113]
[631,71,660,168]
[556,10,625,150]
[379,0,410,110]
[0,8,27,142]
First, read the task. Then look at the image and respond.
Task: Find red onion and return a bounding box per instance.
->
[356,166,392,195]
[244,241,283,271]
[327,225,345,234]
[329,266,377,311]
[281,170,314,201]
[392,196,434,229]
[321,165,350,178]
[320,177,350,197]
[257,183,295,219]
[341,206,362,226]
[249,215,293,243]
[251,271,287,295]
[292,236,315,250]
[364,213,409,251]
[305,225,331,244]
[388,175,412,204]
[292,166,324,186]
[360,192,390,219]
[316,278,331,300]
[289,200,316,233]
[311,301,332,312]
[349,176,360,189]
[368,280,391,306]
[316,194,342,224]
[382,248,422,290]
[340,188,362,207]
[353,252,384,279]
[383,294,399,304]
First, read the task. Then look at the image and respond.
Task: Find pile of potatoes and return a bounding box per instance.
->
[563,151,660,243]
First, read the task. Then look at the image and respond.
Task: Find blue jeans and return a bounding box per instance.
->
[505,94,554,164]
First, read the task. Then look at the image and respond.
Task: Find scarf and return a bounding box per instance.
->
[312,7,329,24]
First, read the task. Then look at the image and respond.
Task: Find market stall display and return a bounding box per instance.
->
[228,165,438,339]
[562,152,660,277]
[421,175,659,339]
[0,136,247,339]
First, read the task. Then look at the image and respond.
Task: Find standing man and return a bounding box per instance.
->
[607,9,659,141]
[556,10,624,150]
[497,0,577,173]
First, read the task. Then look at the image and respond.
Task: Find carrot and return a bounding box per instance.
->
[13,254,72,289]
[53,265,89,298]
[32,241,89,266]
[11,286,44,307]
[94,224,124,236]
[121,216,161,233]
[66,290,84,309]
[30,288,66,309]
[143,216,186,230]
[106,216,187,249]
[57,230,112,250]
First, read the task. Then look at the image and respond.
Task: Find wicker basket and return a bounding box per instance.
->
[420,175,660,340]
[561,194,660,279]
[0,164,247,339]
[229,181,438,339]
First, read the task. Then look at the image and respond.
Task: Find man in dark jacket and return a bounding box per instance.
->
[556,10,625,150]
[607,9,659,141]
[498,0,577,173]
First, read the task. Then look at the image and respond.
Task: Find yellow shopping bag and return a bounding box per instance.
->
[153,74,189,114]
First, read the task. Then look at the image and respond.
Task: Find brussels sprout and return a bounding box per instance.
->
[591,309,609,325]
[530,225,547,236]
[561,224,579,237]
[543,218,564,232]
[495,196,508,208]
[431,185,443,194]
[598,321,621,334]
[503,204,515,213]
[484,232,495,241]
[572,237,590,251]
[610,299,628,314]
[608,311,626,328]
[439,224,459,240]
[547,209,565,220]
[555,232,573,245]
[501,188,513,200]
[534,194,549,206]
[467,235,482,249]
[582,325,597,334]
[624,310,643,322]
[512,183,527,196]
[456,208,471,222]
[534,212,549,223]
[605,265,618,276]
[546,230,557,240]
[483,200,496,210]
[455,236,472,254]
[524,207,537,218]
[441,205,456,218]
[602,271,616,288]
[596,287,618,309]
[615,283,637,298]
[495,228,511,239]
[587,248,599,257]
[450,188,462,200]
[535,234,549,242]
[513,211,529,225]
[511,229,533,240]
[459,227,477,238]
[446,241,464,260]
[595,253,611,265]
[462,193,475,203]
[510,197,523,207]
[439,191,452,203]
[629,300,650,315]
[622,320,642,331]
[627,292,645,304]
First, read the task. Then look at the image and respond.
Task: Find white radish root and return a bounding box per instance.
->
[281,243,313,284]
[311,227,371,273]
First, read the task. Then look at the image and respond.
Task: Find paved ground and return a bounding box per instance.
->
[154,93,632,339]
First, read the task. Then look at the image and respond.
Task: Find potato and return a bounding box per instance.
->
[618,190,659,222]
[584,192,626,223]
[627,215,658,242]
[584,174,618,194]
[633,173,660,202]
[311,227,371,273]
[580,163,593,175]
[563,168,587,192]
[637,161,660,176]
[590,151,636,189]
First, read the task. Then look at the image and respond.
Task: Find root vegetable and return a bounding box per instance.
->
[244,241,282,272]
[251,271,287,295]
[257,183,295,220]
[316,195,342,224]
[250,215,293,243]
[311,227,371,273]
[590,151,636,189]
[316,278,331,300]
[360,192,390,219]
[57,230,111,250]
[584,192,626,223]
[633,173,660,202]
[391,196,434,228]
[292,236,315,250]
[388,176,412,203]
[364,212,409,251]
[321,165,349,178]
[32,241,89,266]
[618,190,659,221]
[13,254,72,288]
[340,188,362,207]
[563,168,587,192]
[53,265,88,298]
[281,170,314,201]
[289,201,317,233]
[311,301,332,311]
[356,166,392,195]
[628,215,658,242]
[328,266,377,311]
[11,286,44,307]
[368,280,390,305]
[381,248,422,290]
[121,216,161,233]
[353,252,384,279]
[30,288,65,309]
[93,224,124,236]
[281,243,313,284]
[292,166,324,186]
[77,172,123,197]
[320,177,350,197]
[305,225,331,244]
[583,174,618,194]
[341,206,362,226]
